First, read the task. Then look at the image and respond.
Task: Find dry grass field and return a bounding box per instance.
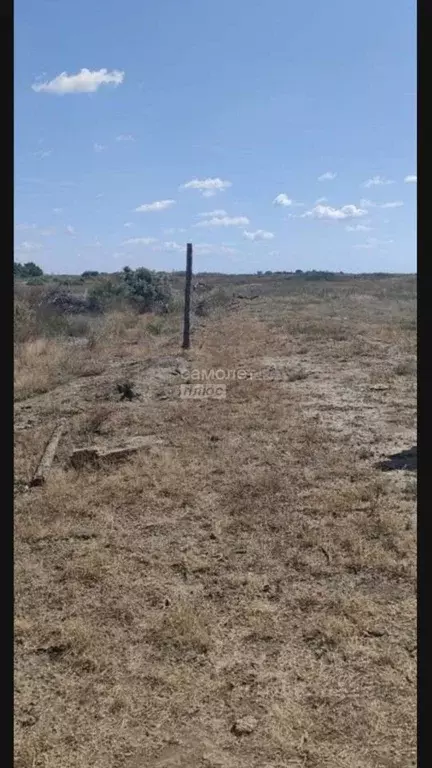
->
[14,274,417,768]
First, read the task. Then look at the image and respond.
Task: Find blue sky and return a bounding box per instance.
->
[14,0,416,275]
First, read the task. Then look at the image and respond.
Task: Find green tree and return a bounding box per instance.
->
[14,261,44,278]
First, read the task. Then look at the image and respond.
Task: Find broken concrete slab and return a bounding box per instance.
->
[70,435,164,469]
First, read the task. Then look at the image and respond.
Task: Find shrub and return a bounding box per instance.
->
[14,300,36,342]
[82,270,99,278]
[195,299,209,317]
[44,287,96,315]
[121,267,172,314]
[87,280,126,312]
[146,318,165,335]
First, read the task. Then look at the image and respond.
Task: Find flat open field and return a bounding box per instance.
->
[14,274,417,768]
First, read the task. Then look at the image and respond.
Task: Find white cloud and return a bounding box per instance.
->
[150,241,188,253]
[318,171,337,181]
[315,197,328,204]
[273,193,292,207]
[404,175,417,183]
[66,225,75,235]
[194,215,249,228]
[34,149,52,158]
[162,241,184,252]
[134,200,176,212]
[197,209,227,218]
[15,223,37,231]
[243,229,275,241]
[16,241,42,252]
[39,228,56,236]
[318,171,337,182]
[124,222,134,228]
[191,242,238,256]
[354,237,394,250]
[359,198,376,208]
[32,68,125,94]
[380,201,404,209]
[362,175,394,188]
[219,244,239,255]
[93,142,105,153]
[345,224,372,232]
[53,207,63,214]
[116,134,134,142]
[302,204,367,221]
[180,177,232,197]
[123,237,157,246]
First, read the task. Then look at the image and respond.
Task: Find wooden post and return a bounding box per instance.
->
[30,420,66,487]
[182,243,193,349]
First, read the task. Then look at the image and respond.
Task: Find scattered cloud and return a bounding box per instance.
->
[194,214,249,228]
[39,228,56,236]
[345,224,372,232]
[302,204,367,221]
[150,241,188,253]
[161,241,184,252]
[359,198,376,208]
[116,134,134,142]
[16,241,42,252]
[134,200,176,212]
[191,242,239,256]
[123,237,157,246]
[124,222,134,228]
[243,229,275,241]
[15,223,37,231]
[315,197,328,204]
[197,209,227,218]
[219,244,239,255]
[362,175,394,188]
[163,227,187,235]
[180,177,232,197]
[318,171,337,181]
[32,68,125,94]
[354,237,394,250]
[273,193,292,207]
[34,149,52,158]
[404,175,417,183]
[380,201,404,209]
[66,225,76,235]
[53,207,63,214]
[93,143,105,153]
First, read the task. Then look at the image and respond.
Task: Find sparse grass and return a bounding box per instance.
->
[14,274,416,768]
[14,338,104,400]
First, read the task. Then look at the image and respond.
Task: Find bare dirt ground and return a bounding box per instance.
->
[14,275,417,768]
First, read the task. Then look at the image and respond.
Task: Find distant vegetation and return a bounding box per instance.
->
[14,261,44,279]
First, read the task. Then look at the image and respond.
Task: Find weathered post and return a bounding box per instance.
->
[182,243,193,349]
